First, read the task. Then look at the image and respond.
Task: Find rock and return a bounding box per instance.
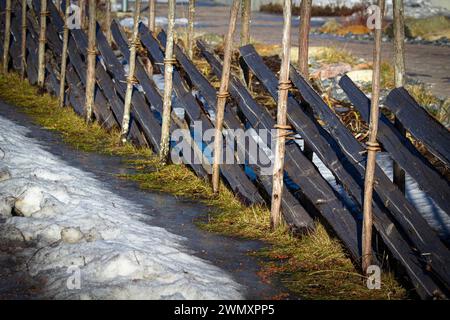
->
[346,70,373,83]
[0,167,11,182]
[61,227,84,244]
[311,63,353,80]
[14,186,44,217]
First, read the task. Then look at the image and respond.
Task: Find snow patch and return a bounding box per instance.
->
[0,115,242,300]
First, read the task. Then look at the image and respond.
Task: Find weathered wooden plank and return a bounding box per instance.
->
[285,61,450,291]
[339,75,450,215]
[158,31,314,232]
[139,24,265,206]
[202,42,445,298]
[385,87,450,168]
[109,20,208,179]
[8,3,22,71]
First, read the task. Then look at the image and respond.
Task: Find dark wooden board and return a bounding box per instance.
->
[157,31,314,232]
[385,87,450,168]
[285,59,450,292]
[239,44,450,296]
[139,24,265,206]
[339,75,450,215]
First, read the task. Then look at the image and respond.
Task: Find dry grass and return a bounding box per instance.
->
[0,71,408,300]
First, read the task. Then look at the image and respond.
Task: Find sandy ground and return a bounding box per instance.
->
[146,3,450,99]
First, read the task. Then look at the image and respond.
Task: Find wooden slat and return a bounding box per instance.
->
[139,24,265,206]
[385,87,450,168]
[241,46,449,291]
[158,31,314,232]
[284,59,450,292]
[339,75,450,215]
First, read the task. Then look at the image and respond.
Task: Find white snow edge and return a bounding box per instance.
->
[0,115,243,300]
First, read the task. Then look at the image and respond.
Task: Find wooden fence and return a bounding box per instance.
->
[0,0,449,299]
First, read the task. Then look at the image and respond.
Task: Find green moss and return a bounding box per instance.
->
[0,72,407,299]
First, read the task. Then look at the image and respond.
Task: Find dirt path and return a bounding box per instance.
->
[150,3,450,99]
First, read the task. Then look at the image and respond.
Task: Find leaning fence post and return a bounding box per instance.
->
[105,0,112,45]
[20,0,27,79]
[37,0,48,88]
[2,0,12,74]
[270,0,292,229]
[240,0,251,87]
[59,0,71,108]
[362,0,385,273]
[148,0,156,32]
[297,0,311,78]
[56,0,61,12]
[187,0,195,59]
[392,0,406,193]
[80,0,86,29]
[85,0,96,123]
[211,0,241,194]
[159,0,176,164]
[120,0,141,143]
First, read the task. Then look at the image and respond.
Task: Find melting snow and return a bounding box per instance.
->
[0,115,242,300]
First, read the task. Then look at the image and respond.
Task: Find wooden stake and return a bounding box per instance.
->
[79,0,86,29]
[120,0,141,143]
[2,0,12,74]
[393,0,406,193]
[362,0,385,272]
[270,0,292,229]
[187,0,195,59]
[211,0,240,194]
[148,0,156,32]
[20,0,27,79]
[159,0,176,164]
[239,0,251,87]
[59,0,71,108]
[105,0,112,45]
[85,0,96,123]
[240,0,250,46]
[37,0,48,88]
[297,0,311,77]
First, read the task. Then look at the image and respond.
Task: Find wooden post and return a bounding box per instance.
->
[297,0,311,77]
[270,0,292,229]
[120,0,141,143]
[148,0,156,32]
[187,0,195,59]
[240,0,251,87]
[37,0,48,88]
[240,0,250,46]
[20,0,27,79]
[2,0,12,74]
[85,0,96,123]
[59,0,71,108]
[362,0,385,272]
[159,0,176,164]
[211,0,241,194]
[392,0,406,193]
[105,0,112,45]
[79,0,86,29]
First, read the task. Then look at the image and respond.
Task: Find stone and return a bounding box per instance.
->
[0,167,11,182]
[346,69,373,83]
[311,63,353,80]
